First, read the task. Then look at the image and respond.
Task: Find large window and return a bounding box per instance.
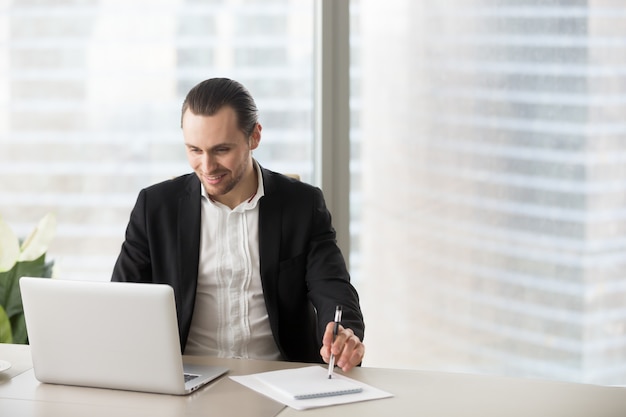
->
[4,0,626,387]
[352,0,626,385]
[0,0,315,281]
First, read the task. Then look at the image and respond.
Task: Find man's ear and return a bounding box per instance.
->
[250,123,262,150]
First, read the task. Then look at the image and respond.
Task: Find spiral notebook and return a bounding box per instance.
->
[230,365,393,410]
[255,366,362,399]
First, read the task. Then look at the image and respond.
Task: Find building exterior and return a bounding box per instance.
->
[358,0,626,384]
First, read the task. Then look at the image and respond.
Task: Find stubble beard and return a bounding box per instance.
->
[201,157,249,198]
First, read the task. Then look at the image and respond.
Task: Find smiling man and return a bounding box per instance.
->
[182,100,260,210]
[111,78,365,372]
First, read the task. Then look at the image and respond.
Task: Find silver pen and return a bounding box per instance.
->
[327,305,342,379]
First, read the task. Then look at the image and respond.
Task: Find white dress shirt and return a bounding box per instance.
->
[185,163,282,360]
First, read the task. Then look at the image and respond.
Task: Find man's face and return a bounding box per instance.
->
[182,106,260,206]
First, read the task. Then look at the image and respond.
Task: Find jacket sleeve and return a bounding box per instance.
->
[111,189,153,283]
[305,187,365,343]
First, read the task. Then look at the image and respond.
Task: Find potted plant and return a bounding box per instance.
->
[0,213,56,344]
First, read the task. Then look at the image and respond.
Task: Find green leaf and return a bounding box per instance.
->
[0,305,12,343]
[5,255,44,319]
[0,213,56,345]
[0,255,54,344]
[10,311,27,344]
[0,266,17,319]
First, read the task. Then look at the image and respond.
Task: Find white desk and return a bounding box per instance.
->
[2,343,626,417]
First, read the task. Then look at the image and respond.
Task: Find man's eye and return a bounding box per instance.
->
[189,148,202,154]
[215,147,230,153]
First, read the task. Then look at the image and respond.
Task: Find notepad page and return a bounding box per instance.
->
[254,366,363,400]
[230,366,394,410]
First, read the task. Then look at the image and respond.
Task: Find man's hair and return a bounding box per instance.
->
[181,78,259,136]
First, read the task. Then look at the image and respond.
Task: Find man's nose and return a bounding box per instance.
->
[201,153,216,172]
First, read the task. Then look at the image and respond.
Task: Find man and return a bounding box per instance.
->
[112,78,365,372]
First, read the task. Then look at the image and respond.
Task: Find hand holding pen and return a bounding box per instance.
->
[328,306,342,378]
[321,305,365,375]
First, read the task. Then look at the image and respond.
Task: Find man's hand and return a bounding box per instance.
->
[320,322,365,372]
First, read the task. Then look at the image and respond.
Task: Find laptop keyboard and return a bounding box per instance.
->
[184,373,199,383]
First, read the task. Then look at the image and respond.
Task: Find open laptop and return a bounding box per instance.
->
[19,277,228,395]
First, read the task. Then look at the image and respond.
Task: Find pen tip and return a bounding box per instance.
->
[328,375,332,379]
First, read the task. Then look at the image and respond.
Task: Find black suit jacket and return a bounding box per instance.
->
[111,165,364,363]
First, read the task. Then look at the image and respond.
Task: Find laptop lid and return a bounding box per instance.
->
[19,277,228,395]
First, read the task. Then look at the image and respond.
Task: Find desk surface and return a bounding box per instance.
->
[2,343,626,417]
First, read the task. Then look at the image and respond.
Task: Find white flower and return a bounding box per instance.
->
[18,213,57,262]
[0,215,20,272]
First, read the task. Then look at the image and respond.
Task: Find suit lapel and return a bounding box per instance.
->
[258,167,282,323]
[177,175,201,324]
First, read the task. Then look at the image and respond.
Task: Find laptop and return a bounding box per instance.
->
[19,277,228,395]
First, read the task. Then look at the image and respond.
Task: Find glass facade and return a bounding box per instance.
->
[353,0,626,385]
[0,0,315,281]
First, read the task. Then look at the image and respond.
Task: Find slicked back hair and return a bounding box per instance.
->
[181,78,259,137]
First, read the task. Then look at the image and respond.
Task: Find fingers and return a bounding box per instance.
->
[335,328,365,372]
[320,321,336,363]
[319,323,365,373]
